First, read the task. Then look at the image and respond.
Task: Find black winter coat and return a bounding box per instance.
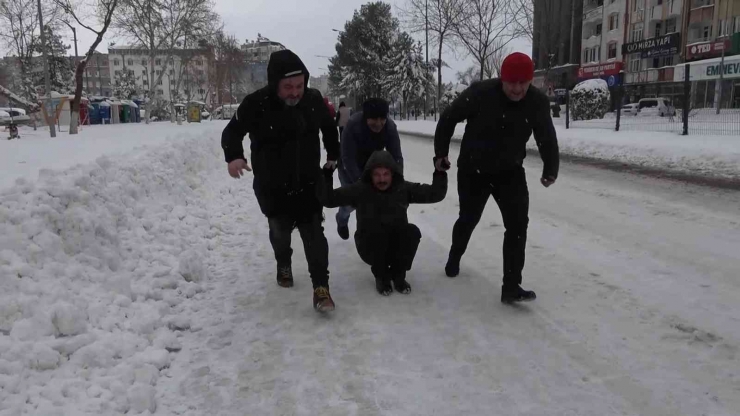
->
[434,79,559,179]
[317,151,447,234]
[221,51,339,220]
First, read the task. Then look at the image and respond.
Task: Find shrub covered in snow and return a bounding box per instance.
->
[570,79,611,121]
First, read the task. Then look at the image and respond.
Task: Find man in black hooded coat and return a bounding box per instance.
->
[318,150,447,295]
[221,49,339,312]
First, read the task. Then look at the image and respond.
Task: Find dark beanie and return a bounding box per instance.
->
[362,98,389,119]
[500,52,534,83]
[267,49,309,91]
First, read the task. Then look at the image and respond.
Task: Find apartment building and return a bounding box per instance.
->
[532,0,584,91]
[577,0,628,107]
[82,52,112,97]
[107,46,211,103]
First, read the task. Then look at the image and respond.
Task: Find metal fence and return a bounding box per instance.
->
[564,63,740,136]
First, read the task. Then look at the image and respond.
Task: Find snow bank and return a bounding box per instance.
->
[394,120,740,180]
[0,133,222,415]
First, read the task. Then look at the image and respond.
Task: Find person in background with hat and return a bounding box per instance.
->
[335,98,403,240]
[221,49,339,313]
[433,52,560,304]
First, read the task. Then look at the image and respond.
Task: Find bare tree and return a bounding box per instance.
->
[112,0,218,123]
[484,39,510,78]
[0,0,61,127]
[54,0,118,134]
[398,0,466,110]
[510,0,533,42]
[453,0,516,81]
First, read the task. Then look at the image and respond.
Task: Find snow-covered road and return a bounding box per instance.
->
[2,127,738,415]
[159,135,740,415]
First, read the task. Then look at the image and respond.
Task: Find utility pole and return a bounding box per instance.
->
[425,0,429,120]
[569,0,577,63]
[716,0,729,114]
[37,0,56,137]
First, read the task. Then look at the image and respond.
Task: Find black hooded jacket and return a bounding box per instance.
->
[434,79,559,179]
[317,151,447,234]
[221,50,340,219]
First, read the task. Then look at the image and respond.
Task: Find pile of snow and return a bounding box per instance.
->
[394,120,740,180]
[570,79,610,121]
[0,133,223,415]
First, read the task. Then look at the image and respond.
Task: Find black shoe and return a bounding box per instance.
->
[501,285,536,304]
[375,277,393,296]
[391,270,411,294]
[445,255,460,278]
[313,286,335,312]
[337,225,349,240]
[276,264,294,288]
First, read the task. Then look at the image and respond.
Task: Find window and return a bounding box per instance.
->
[155,59,162,66]
[143,79,148,85]
[113,59,120,66]
[735,16,740,33]
[114,70,121,76]
[196,70,204,76]
[608,42,617,59]
[596,23,602,36]
[198,88,205,95]
[156,70,161,76]
[718,19,731,36]
[609,14,619,31]
[158,79,163,85]
[657,0,662,4]
[170,78,175,85]
[666,18,677,33]
[169,69,174,75]
[655,22,662,37]
[703,25,712,39]
[127,59,133,66]
[663,56,673,66]
[631,23,644,41]
[157,89,163,95]
[142,59,147,66]
[630,55,641,72]
[195,60,203,66]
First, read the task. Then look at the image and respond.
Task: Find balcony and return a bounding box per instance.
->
[583,6,604,23]
[625,66,675,84]
[668,0,683,16]
[650,5,663,21]
[690,0,713,9]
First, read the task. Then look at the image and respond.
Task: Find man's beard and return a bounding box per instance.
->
[283,97,301,106]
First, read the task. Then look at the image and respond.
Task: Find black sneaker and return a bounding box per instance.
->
[445,255,460,278]
[276,264,294,288]
[313,286,335,312]
[501,285,536,304]
[376,277,393,296]
[337,225,349,240]
[391,270,411,294]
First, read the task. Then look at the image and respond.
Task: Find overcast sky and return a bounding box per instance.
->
[47,0,531,84]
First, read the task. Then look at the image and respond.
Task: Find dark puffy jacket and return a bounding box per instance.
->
[339,112,403,184]
[221,50,339,220]
[318,150,447,233]
[434,79,559,179]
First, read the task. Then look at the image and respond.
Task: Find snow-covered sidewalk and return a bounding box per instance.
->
[394,119,740,181]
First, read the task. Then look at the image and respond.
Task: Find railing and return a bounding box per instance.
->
[624,67,676,84]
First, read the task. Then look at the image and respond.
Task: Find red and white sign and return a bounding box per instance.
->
[578,62,624,78]
[686,39,731,60]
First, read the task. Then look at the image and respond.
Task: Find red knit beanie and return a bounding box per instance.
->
[500,52,534,83]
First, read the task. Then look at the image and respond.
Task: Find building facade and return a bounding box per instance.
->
[107,46,212,103]
[532,0,584,91]
[576,0,628,107]
[241,36,286,62]
[83,52,112,97]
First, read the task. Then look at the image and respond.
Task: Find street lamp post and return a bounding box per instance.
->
[716,0,730,115]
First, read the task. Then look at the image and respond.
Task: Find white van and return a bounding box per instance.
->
[638,97,676,117]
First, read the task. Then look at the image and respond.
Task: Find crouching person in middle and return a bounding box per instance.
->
[318,150,448,295]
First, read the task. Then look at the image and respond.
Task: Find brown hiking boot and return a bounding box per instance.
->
[313,286,335,312]
[276,264,294,288]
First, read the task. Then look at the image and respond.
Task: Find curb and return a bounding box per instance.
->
[397,130,740,191]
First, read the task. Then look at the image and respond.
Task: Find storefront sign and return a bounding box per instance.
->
[673,55,740,81]
[622,33,680,58]
[578,62,624,78]
[686,39,732,60]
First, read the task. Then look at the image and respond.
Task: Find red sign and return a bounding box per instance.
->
[578,62,624,78]
[686,39,732,60]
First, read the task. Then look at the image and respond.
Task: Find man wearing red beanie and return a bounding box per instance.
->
[433,52,559,304]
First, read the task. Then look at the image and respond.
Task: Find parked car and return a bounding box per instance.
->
[621,103,640,116]
[638,97,676,117]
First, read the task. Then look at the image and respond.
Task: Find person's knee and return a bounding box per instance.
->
[405,223,422,241]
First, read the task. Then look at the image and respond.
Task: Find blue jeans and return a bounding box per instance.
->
[336,167,355,228]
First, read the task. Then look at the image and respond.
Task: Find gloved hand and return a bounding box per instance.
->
[540,176,556,188]
[433,156,451,171]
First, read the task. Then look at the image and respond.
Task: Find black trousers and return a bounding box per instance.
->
[355,223,422,279]
[267,213,329,288]
[450,167,529,287]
